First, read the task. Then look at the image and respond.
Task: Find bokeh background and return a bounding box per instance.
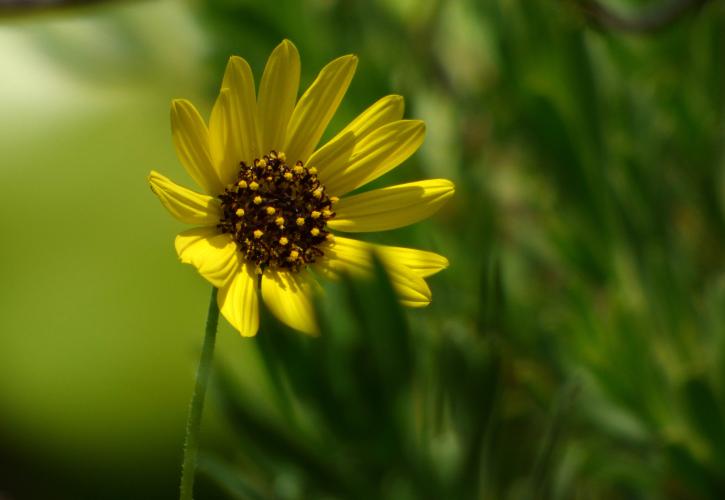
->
[1,0,724,498]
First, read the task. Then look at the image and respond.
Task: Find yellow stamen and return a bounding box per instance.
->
[294,165,304,174]
[296,217,305,226]
[326,233,335,242]
[288,250,299,261]
[284,172,293,181]
[322,209,332,218]
[308,167,318,175]
[253,229,264,239]
[235,208,245,217]
[311,210,321,219]
[249,181,259,191]
[279,236,289,245]
[310,228,320,236]
[258,159,267,168]
[275,216,285,226]
[266,206,276,215]
[254,195,263,205]
[313,188,323,199]
[329,196,340,204]
[237,180,248,189]
[278,151,286,161]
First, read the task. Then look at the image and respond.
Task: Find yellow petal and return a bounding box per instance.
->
[148,171,221,226]
[372,245,449,278]
[222,56,260,164]
[315,235,370,278]
[171,99,223,195]
[209,89,242,186]
[332,94,405,143]
[382,258,432,308]
[261,270,318,335]
[175,227,240,288]
[328,179,454,232]
[305,130,356,182]
[322,120,425,196]
[283,54,358,165]
[316,236,431,307]
[258,40,301,154]
[309,95,404,181]
[218,263,260,337]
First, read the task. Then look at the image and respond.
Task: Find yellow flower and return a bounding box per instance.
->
[149,40,454,336]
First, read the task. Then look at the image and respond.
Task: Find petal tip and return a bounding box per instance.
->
[170,98,191,112]
[441,180,456,198]
[389,94,404,106]
[148,170,162,185]
[401,297,432,308]
[341,54,359,67]
[238,328,258,338]
[441,179,455,190]
[430,179,455,197]
[226,55,252,75]
[279,39,298,51]
[400,119,427,141]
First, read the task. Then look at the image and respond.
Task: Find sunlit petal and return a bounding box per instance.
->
[218,263,260,337]
[209,89,242,186]
[148,171,221,225]
[323,120,425,196]
[316,236,432,307]
[329,179,454,232]
[261,270,318,334]
[170,99,223,195]
[222,56,260,164]
[175,227,240,288]
[258,40,301,154]
[284,55,358,164]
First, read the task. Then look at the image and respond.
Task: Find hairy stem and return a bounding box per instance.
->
[180,287,220,500]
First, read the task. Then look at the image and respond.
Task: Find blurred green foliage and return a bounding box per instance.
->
[0,0,724,498]
[200,258,501,499]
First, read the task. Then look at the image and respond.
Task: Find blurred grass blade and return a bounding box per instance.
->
[477,247,505,335]
[198,454,269,500]
[212,363,360,499]
[527,381,580,500]
[681,376,725,467]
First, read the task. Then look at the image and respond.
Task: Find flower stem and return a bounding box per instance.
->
[179,287,219,500]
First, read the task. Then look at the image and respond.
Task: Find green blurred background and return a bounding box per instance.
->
[1,0,724,498]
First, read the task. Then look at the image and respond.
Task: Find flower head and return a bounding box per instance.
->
[149,40,454,336]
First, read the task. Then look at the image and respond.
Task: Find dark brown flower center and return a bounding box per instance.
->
[218,151,336,273]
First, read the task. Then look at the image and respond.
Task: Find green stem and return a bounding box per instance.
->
[179,287,220,500]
